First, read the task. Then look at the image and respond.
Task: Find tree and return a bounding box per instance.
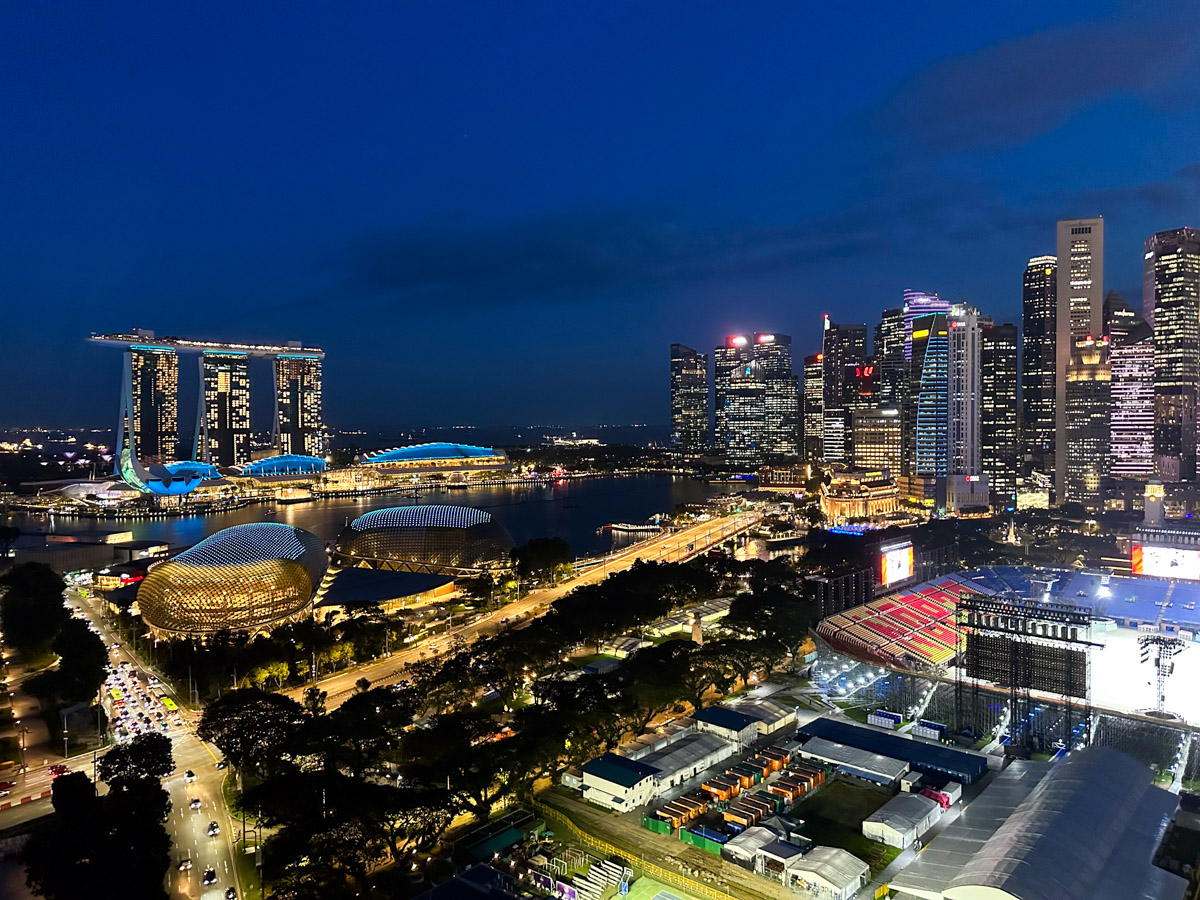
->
[510,537,572,582]
[98,732,174,788]
[197,688,307,776]
[0,562,70,657]
[51,771,95,817]
[50,619,109,702]
[0,525,19,558]
[357,783,453,865]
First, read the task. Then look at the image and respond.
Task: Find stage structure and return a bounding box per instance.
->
[1138,633,1187,716]
[955,593,1098,754]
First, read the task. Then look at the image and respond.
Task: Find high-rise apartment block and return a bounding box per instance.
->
[125,345,179,465]
[802,353,824,461]
[1105,291,1154,480]
[669,343,709,454]
[1021,255,1057,474]
[275,354,325,457]
[1146,227,1200,481]
[196,352,251,466]
[1063,336,1111,510]
[981,320,1019,508]
[1055,217,1104,502]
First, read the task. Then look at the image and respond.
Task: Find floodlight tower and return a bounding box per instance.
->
[1138,633,1186,714]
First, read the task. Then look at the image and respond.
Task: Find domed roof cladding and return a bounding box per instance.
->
[237,454,326,476]
[350,505,494,531]
[358,442,503,463]
[166,460,222,479]
[177,522,327,584]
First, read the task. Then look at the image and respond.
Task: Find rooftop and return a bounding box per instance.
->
[691,706,759,733]
[580,753,658,789]
[799,717,988,783]
[799,737,909,782]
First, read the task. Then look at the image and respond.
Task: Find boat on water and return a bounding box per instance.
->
[264,508,277,516]
[708,474,756,484]
[598,522,664,535]
[446,484,469,490]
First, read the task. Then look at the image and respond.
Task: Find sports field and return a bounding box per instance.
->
[1091,627,1200,722]
[622,878,703,900]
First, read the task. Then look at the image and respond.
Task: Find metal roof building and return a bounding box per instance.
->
[797,737,909,787]
[799,717,988,784]
[782,846,869,900]
[890,747,1187,900]
[862,791,941,849]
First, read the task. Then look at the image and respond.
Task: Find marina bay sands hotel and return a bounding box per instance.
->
[89,330,325,467]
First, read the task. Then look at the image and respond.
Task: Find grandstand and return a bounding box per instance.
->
[815,576,987,669]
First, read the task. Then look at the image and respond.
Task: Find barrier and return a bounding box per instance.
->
[532,800,733,900]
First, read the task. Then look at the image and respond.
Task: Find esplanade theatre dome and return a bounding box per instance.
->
[138,523,327,639]
[335,505,514,572]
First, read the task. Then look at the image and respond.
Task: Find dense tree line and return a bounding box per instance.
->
[23,732,175,900]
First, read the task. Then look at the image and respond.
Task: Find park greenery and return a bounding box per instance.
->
[22,732,175,900]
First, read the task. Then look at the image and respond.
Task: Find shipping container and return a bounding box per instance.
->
[644,814,673,834]
[702,780,733,801]
[761,747,790,765]
[753,790,787,813]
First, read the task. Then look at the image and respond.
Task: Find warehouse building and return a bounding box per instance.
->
[579,733,735,811]
[782,846,869,900]
[798,717,988,784]
[692,706,760,749]
[889,747,1186,900]
[639,733,733,790]
[862,792,941,849]
[797,737,908,788]
[725,698,797,738]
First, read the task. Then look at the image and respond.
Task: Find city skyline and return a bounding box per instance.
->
[3,5,1200,428]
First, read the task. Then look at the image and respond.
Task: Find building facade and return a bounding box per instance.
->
[1105,291,1154,480]
[803,353,824,461]
[1056,217,1104,502]
[669,343,709,454]
[822,318,868,464]
[196,351,251,466]
[1146,227,1200,481]
[1022,255,1057,474]
[126,346,179,465]
[850,408,902,473]
[1064,336,1111,510]
[714,333,797,464]
[275,354,324,457]
[981,320,1019,508]
[908,312,949,502]
[875,306,906,407]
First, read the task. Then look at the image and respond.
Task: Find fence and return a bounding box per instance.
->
[531,800,735,900]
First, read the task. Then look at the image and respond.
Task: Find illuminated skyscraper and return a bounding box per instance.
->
[1021,255,1057,473]
[874,306,906,406]
[802,353,824,461]
[275,354,324,457]
[821,318,867,464]
[1146,227,1200,481]
[851,407,902,473]
[196,352,251,466]
[124,345,178,465]
[981,320,1019,507]
[1055,217,1104,502]
[713,333,797,463]
[1064,336,1111,510]
[669,343,709,454]
[902,290,951,362]
[1105,291,1154,481]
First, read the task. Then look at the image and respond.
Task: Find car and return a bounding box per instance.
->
[0,780,15,797]
[207,821,220,836]
[178,858,192,871]
[202,868,217,885]
[215,760,228,770]
[184,770,196,782]
[48,765,70,778]
[189,797,202,809]
[225,889,237,900]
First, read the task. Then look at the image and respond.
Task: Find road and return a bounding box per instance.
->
[0,589,245,900]
[295,512,761,707]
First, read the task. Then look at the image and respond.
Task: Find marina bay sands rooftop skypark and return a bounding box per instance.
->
[88,330,324,358]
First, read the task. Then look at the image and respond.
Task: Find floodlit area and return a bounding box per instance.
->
[1090,626,1200,723]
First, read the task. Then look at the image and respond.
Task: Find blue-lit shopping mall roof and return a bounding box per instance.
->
[349,505,495,531]
[356,442,504,464]
[236,454,327,476]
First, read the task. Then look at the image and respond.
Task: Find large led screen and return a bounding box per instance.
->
[881,543,914,587]
[1132,544,1200,581]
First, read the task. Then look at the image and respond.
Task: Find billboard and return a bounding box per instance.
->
[880,542,914,587]
[1132,544,1200,581]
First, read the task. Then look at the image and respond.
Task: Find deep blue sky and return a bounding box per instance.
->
[3,2,1200,430]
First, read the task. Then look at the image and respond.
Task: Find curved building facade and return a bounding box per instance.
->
[138,523,327,639]
[236,454,327,476]
[335,505,514,573]
[354,442,508,472]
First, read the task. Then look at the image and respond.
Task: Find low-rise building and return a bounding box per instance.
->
[691,706,760,749]
[796,737,909,788]
[862,791,941,848]
[782,846,869,900]
[580,754,659,812]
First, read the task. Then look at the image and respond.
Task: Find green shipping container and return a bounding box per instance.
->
[642,815,672,835]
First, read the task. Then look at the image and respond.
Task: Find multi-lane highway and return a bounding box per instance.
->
[295,512,761,707]
[0,589,245,899]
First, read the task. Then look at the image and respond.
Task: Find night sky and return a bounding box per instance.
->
[3,2,1200,431]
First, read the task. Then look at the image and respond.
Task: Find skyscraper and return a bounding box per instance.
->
[909,312,949,500]
[1105,291,1154,481]
[902,290,951,362]
[1021,255,1057,474]
[821,318,867,464]
[1055,217,1104,502]
[874,306,906,406]
[981,320,1019,508]
[1063,336,1111,510]
[196,352,251,466]
[802,353,824,461]
[850,407,902,474]
[124,345,178,465]
[669,343,709,454]
[275,354,324,457]
[713,333,797,464]
[1146,227,1200,481]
